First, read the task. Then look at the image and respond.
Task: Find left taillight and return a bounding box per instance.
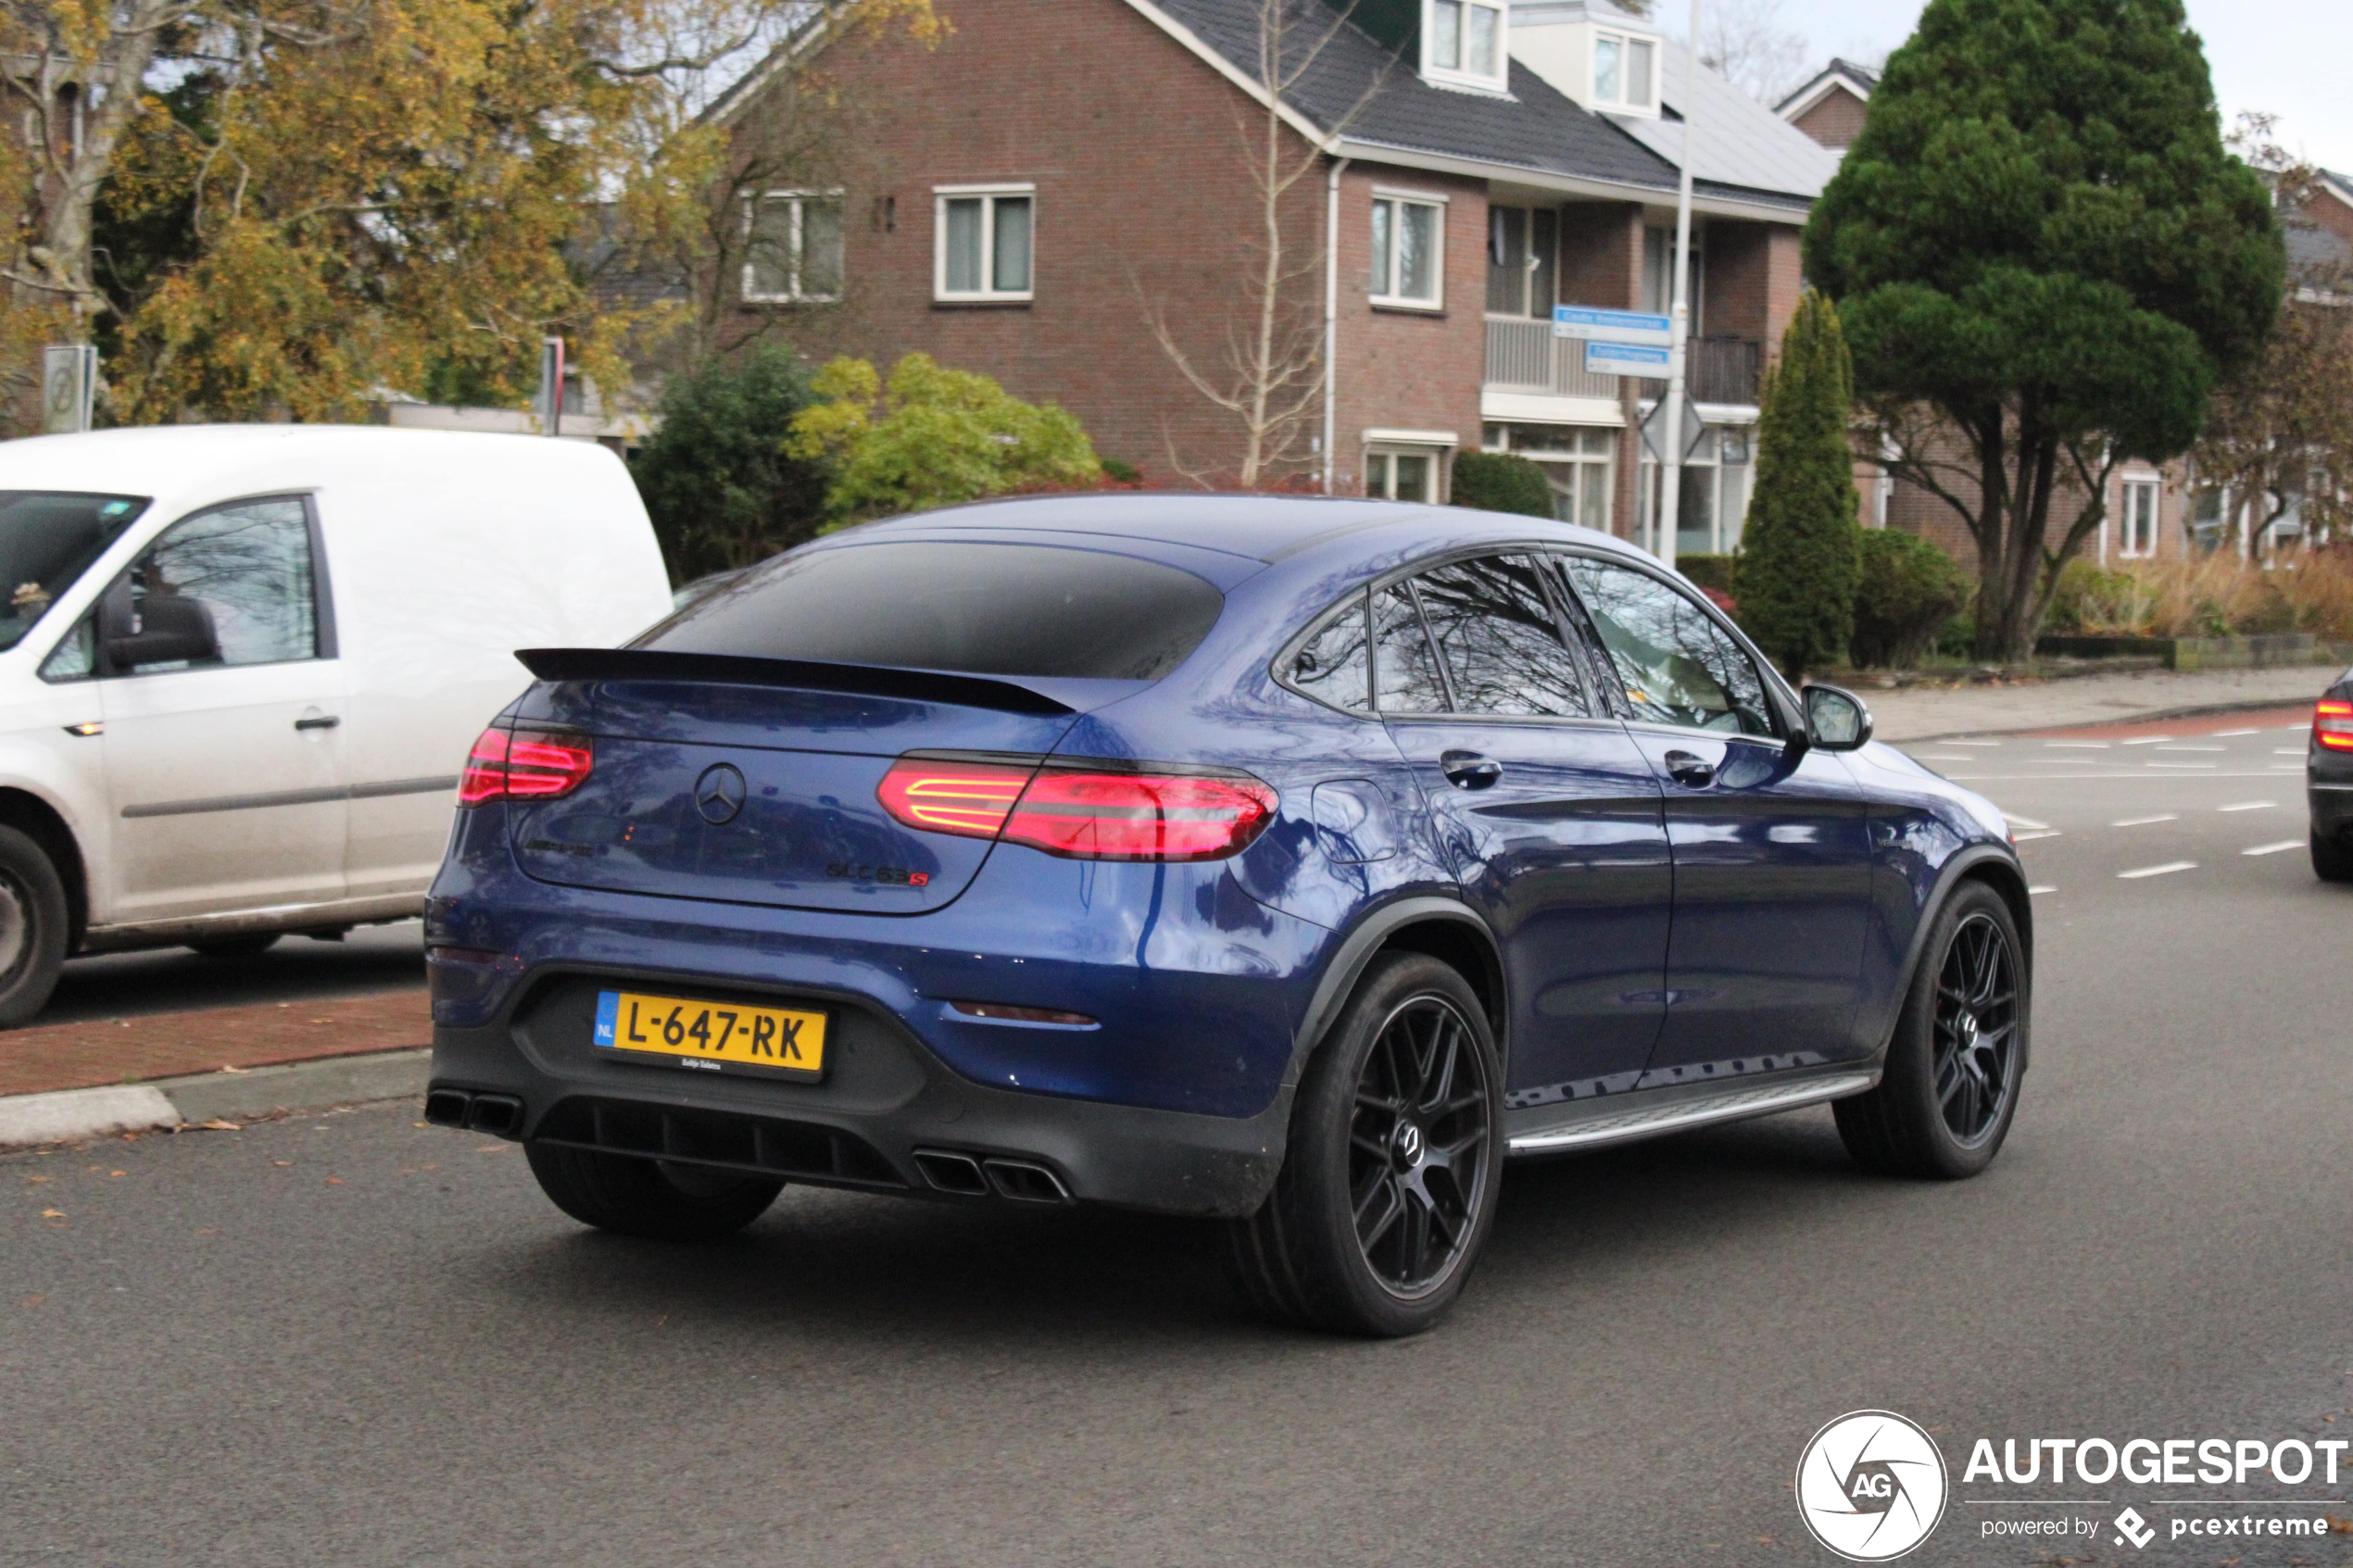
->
[457,725,593,806]
[2317,699,2353,752]
[877,757,1277,862]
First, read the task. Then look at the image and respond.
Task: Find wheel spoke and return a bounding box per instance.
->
[1356,1175,1403,1248]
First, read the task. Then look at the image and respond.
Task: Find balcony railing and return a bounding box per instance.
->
[1637,335,1764,407]
[1483,316,1622,398]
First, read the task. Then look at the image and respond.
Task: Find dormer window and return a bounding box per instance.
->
[1592,28,1656,111]
[1425,0,1506,91]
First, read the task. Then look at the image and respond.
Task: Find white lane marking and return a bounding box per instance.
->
[2119,861,2197,879]
[2012,830,2062,841]
[2145,762,2216,769]
[1918,754,1977,762]
[2276,747,2309,755]
[2120,735,2175,746]
[2153,744,2225,752]
[2001,812,2053,830]
[2243,840,2304,857]
[2284,722,2311,731]
[2272,764,2307,771]
[2214,728,2259,736]
[1942,739,2003,747]
[2044,741,2110,748]
[2028,884,2057,895]
[2112,814,2178,827]
[2216,801,2275,812]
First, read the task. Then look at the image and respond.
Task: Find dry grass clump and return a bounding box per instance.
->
[2049,547,2353,639]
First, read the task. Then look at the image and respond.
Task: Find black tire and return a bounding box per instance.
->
[1224,952,1504,1337]
[523,1144,784,1241]
[2312,830,2353,884]
[1836,880,2028,1179]
[0,825,69,1029]
[186,933,283,958]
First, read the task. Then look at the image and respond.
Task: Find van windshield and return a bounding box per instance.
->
[641,541,1226,682]
[0,492,150,652]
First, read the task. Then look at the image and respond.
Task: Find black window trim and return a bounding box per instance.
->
[78,489,337,683]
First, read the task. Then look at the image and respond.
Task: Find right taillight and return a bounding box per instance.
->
[457,725,594,805]
[2319,699,2353,752]
[877,758,1277,861]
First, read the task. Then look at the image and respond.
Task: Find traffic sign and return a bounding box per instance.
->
[1640,396,1712,463]
[1554,305,1672,346]
[1585,339,1670,376]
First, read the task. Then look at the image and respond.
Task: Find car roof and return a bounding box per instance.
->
[838,492,1633,568]
[0,424,617,502]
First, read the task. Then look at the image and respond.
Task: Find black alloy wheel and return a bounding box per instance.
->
[1932,911,2020,1148]
[1224,952,1504,1336]
[1835,880,2029,1180]
[1349,994,1492,1297]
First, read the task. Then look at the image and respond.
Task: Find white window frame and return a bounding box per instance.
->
[933,183,1036,304]
[1364,431,1457,503]
[1485,423,1616,531]
[2119,475,2162,559]
[740,189,845,306]
[1370,190,1448,311]
[1592,28,1659,114]
[1422,0,1508,93]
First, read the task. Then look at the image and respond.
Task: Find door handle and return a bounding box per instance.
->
[1440,751,1503,790]
[294,715,342,731]
[1663,749,1718,788]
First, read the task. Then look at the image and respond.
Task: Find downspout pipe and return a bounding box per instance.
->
[1324,152,1349,495]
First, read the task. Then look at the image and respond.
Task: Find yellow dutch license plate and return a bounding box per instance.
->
[593,990,827,1078]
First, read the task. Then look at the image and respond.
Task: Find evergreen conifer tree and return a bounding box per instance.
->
[1734,291,1863,678]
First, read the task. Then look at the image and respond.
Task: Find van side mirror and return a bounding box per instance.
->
[1804,684,1873,750]
[103,594,221,671]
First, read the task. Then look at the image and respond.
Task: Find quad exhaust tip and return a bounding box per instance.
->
[422,1088,523,1139]
[912,1148,1073,1204]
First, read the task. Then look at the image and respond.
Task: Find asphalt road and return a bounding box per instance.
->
[6,714,2350,1567]
[41,920,423,1025]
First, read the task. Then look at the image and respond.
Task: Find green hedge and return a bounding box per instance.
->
[1851,530,1970,667]
[1450,451,1554,518]
[1675,553,1736,595]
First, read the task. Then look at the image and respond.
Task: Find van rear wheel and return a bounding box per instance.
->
[0,826,69,1029]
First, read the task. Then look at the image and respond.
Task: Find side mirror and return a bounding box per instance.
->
[103,594,220,671]
[1804,684,1874,751]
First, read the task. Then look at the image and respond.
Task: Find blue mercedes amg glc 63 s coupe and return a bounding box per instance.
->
[423,494,2031,1336]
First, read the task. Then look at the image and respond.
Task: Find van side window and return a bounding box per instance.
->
[103,498,321,674]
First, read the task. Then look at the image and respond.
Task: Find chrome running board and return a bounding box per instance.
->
[1505,1071,1878,1155]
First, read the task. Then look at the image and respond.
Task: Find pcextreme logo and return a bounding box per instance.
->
[1794,1410,1950,1561]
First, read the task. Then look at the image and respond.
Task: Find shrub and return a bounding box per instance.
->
[1851,530,1970,667]
[1937,614,1975,659]
[786,353,1101,521]
[1449,451,1554,518]
[1675,553,1736,595]
[2043,558,2149,636]
[628,344,832,583]
[1734,291,1863,678]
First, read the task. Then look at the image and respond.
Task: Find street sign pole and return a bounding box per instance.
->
[537,336,566,437]
[1655,0,1702,570]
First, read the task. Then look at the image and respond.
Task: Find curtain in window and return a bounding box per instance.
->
[944,198,983,292]
[747,199,796,298]
[1398,204,1436,300]
[1465,3,1497,75]
[1371,201,1393,296]
[1595,36,1620,101]
[1431,0,1462,69]
[1626,39,1655,107]
[802,200,843,296]
[992,196,1032,293]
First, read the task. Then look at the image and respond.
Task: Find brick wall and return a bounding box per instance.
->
[1789,86,1868,150]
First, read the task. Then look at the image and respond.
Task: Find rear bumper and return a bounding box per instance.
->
[2311,777,2353,839]
[429,993,1290,1218]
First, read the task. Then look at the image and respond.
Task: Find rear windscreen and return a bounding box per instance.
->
[640,542,1226,682]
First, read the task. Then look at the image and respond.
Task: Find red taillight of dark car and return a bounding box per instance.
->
[877,758,1277,861]
[458,726,595,805]
[2317,699,2353,753]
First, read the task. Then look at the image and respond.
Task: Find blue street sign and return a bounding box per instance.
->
[1585,339,1671,375]
[1554,305,1673,345]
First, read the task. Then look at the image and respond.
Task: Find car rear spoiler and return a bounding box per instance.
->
[512,648,1076,717]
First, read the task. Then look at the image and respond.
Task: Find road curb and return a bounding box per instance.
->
[0,1047,430,1150]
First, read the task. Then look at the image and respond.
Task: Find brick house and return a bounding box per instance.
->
[707,0,1834,555]
[1773,59,1875,156]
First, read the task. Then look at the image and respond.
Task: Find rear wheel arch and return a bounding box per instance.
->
[1290,897,1507,1084]
[0,788,86,951]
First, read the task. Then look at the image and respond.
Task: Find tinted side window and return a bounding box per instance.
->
[1287,592,1371,712]
[1560,557,1776,736]
[1372,583,1448,714]
[109,498,319,673]
[1412,554,1592,719]
[647,542,1223,682]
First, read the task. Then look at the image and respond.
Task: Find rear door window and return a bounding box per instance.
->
[646,541,1224,682]
[1410,554,1593,719]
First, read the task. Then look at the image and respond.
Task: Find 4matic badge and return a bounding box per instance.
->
[1795,1410,1950,1561]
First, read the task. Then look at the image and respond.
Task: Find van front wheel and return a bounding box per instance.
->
[0,826,69,1028]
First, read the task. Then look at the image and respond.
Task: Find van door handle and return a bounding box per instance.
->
[294,715,341,731]
[1441,751,1503,790]
[1663,749,1717,788]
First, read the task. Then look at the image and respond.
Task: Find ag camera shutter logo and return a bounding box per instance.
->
[1794,1411,1949,1561]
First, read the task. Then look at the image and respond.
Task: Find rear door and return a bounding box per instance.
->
[95,496,349,924]
[1556,553,1875,1080]
[1377,553,1670,1100]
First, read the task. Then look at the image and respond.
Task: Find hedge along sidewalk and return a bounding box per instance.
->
[1864,662,2335,743]
[0,989,429,1148]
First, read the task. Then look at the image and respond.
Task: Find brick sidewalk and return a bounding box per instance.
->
[0,988,429,1099]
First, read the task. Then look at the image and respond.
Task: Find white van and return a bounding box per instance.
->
[0,425,673,1023]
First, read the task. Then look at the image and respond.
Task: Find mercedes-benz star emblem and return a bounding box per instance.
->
[694,762,747,825]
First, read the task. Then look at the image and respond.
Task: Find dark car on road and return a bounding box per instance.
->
[2313,670,2353,881]
[422,495,2032,1336]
